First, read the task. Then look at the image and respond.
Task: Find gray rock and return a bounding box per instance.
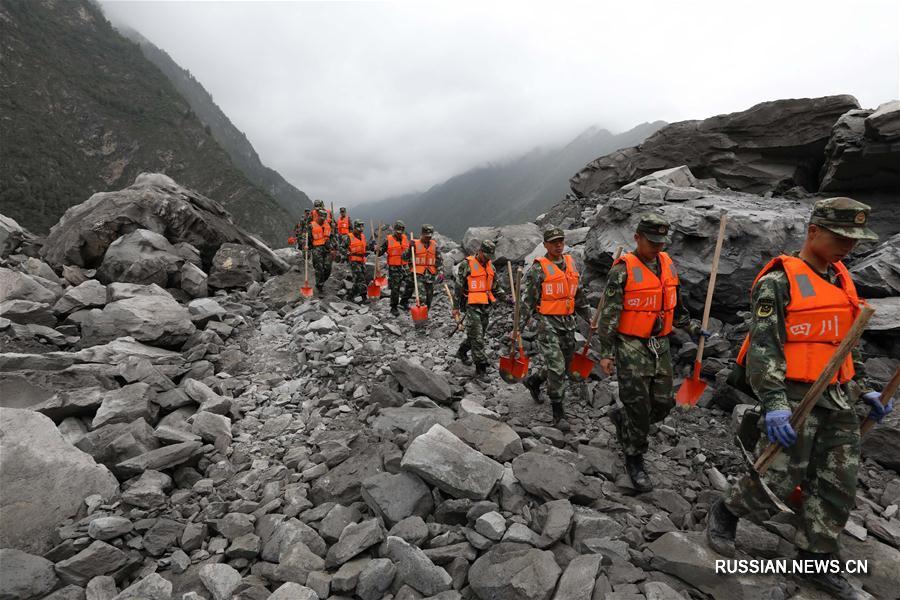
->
[187,298,226,326]
[388,516,429,546]
[462,223,543,264]
[309,446,388,505]
[820,102,900,192]
[191,411,232,443]
[0,267,59,304]
[219,512,254,539]
[839,532,900,600]
[390,359,452,403]
[33,386,106,422]
[551,554,602,600]
[511,452,603,504]
[87,516,134,541]
[862,419,900,473]
[0,299,55,327]
[400,424,504,501]
[40,585,86,600]
[85,575,118,600]
[54,540,127,586]
[0,408,118,554]
[182,378,231,415]
[96,229,184,287]
[371,406,455,435]
[81,294,195,348]
[384,535,452,597]
[361,471,434,527]
[180,262,209,298]
[266,582,319,600]
[325,518,385,568]
[199,563,242,600]
[447,415,524,462]
[0,548,59,600]
[533,499,574,545]
[110,573,171,600]
[91,383,157,429]
[475,511,507,541]
[142,518,184,556]
[331,557,370,593]
[114,441,203,478]
[275,541,326,584]
[105,282,172,303]
[74,418,159,469]
[643,582,688,600]
[0,213,34,257]
[468,543,561,600]
[121,470,172,508]
[357,558,397,600]
[208,243,263,290]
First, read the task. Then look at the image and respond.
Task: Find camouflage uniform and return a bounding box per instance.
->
[455,241,505,368]
[415,226,444,309]
[597,215,700,456]
[723,200,879,555]
[520,245,593,404]
[344,220,368,300]
[377,224,413,311]
[307,212,335,291]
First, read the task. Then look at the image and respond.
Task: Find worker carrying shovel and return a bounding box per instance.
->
[706,198,889,600]
[519,227,594,432]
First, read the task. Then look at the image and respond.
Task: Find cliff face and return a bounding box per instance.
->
[0,0,294,245]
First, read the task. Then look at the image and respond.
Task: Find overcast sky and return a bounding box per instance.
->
[101,0,899,206]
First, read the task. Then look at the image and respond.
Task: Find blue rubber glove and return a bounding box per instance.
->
[862,391,892,423]
[765,410,797,447]
[700,328,713,340]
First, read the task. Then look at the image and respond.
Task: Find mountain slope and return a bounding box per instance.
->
[0,0,293,245]
[353,122,665,239]
[117,26,312,220]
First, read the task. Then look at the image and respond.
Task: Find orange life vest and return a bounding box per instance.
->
[348,232,366,263]
[311,221,331,247]
[310,209,333,223]
[386,234,410,266]
[466,256,495,305]
[615,252,679,338]
[337,215,350,235]
[736,256,861,385]
[535,255,580,316]
[414,239,438,275]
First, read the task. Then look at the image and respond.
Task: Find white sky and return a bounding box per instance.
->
[101,0,900,206]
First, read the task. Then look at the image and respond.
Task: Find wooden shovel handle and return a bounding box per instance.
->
[584,246,624,348]
[755,305,875,474]
[410,233,420,304]
[695,212,728,364]
[861,366,900,436]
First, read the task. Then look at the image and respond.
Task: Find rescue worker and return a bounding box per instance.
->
[453,240,505,378]
[375,220,413,316]
[336,207,352,260]
[706,198,888,600]
[413,224,444,309]
[307,208,335,293]
[344,219,368,302]
[596,213,705,492]
[520,227,594,431]
[310,199,333,226]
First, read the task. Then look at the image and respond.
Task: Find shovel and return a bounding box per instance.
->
[861,365,900,436]
[373,221,387,288]
[499,263,529,383]
[675,212,728,406]
[444,283,465,337]
[409,233,428,322]
[569,246,623,379]
[300,235,314,298]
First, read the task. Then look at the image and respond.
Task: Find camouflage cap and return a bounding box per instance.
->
[340,207,347,212]
[421,224,435,234]
[480,240,496,256]
[353,219,365,229]
[636,213,671,243]
[394,220,406,230]
[313,199,324,208]
[810,197,878,241]
[543,227,565,242]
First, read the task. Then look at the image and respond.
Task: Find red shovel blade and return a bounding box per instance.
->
[568,346,594,380]
[675,361,706,406]
[499,353,529,383]
[788,485,804,509]
[375,275,388,287]
[300,285,314,298]
[410,304,429,322]
[367,283,382,299]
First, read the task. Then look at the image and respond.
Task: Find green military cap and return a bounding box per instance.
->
[394,220,406,230]
[340,207,347,212]
[421,224,435,234]
[353,219,364,228]
[480,240,496,256]
[810,197,878,241]
[313,199,324,208]
[543,227,565,242]
[636,213,671,243]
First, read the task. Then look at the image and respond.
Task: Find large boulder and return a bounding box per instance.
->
[96,229,184,287]
[41,173,288,274]
[468,543,561,600]
[81,293,195,347]
[581,167,810,317]
[1,213,37,257]
[207,243,263,290]
[571,95,860,198]
[849,233,900,298]
[820,101,900,192]
[0,408,119,554]
[390,359,452,403]
[462,223,543,264]
[0,267,61,304]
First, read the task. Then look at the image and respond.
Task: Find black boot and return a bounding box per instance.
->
[610,406,624,446]
[705,498,738,558]
[551,402,570,432]
[474,362,488,380]
[523,374,544,404]
[625,454,653,493]
[390,305,399,316]
[456,345,472,365]
[796,551,867,600]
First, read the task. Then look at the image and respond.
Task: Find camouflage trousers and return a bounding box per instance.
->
[527,316,578,403]
[615,335,674,456]
[311,247,333,289]
[459,305,491,365]
[388,265,413,308]
[348,260,367,299]
[725,403,859,554]
[415,271,437,308]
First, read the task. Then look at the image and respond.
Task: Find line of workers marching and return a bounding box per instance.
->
[290,197,893,600]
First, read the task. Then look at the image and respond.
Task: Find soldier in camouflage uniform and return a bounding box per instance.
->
[307,208,336,293]
[520,227,594,430]
[375,220,413,316]
[413,224,444,309]
[707,198,889,600]
[454,240,506,378]
[597,214,704,492]
[344,219,368,302]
